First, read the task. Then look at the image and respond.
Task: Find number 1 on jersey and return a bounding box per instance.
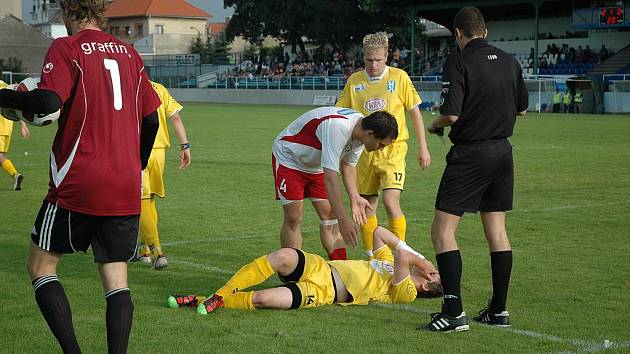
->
[104,59,122,110]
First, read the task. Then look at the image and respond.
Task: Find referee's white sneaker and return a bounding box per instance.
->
[424,311,470,332]
[13,173,23,190]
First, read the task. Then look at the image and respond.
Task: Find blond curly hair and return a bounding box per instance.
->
[362,32,389,51]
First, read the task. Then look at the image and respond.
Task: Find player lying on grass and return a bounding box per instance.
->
[168,226,442,314]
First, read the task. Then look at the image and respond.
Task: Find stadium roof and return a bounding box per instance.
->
[411,0,590,30]
[106,0,211,19]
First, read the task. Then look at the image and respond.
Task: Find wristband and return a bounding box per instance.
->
[180,142,191,150]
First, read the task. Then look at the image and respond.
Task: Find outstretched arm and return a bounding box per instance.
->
[324,167,358,247]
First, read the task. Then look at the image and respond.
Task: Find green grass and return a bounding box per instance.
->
[1,104,629,353]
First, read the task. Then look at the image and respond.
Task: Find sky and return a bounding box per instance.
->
[21,0,234,24]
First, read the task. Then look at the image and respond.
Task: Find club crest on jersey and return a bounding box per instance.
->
[353,84,366,92]
[387,80,396,93]
[43,62,53,74]
[364,98,386,111]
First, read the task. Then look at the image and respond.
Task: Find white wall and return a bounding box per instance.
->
[604,92,630,113]
[486,17,573,42]
[486,17,630,55]
[490,31,630,55]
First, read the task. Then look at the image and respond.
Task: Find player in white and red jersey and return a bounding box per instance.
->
[0,1,160,353]
[272,107,398,259]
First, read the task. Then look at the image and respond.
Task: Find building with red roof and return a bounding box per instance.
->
[106,0,211,55]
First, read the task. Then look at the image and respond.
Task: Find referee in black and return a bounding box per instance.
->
[424,7,528,332]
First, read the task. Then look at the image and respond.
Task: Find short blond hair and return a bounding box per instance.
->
[362,32,388,51]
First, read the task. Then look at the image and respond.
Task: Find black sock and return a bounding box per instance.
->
[32,275,82,354]
[489,250,512,313]
[436,250,463,317]
[105,288,134,354]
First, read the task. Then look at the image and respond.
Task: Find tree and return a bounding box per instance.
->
[224,0,375,54]
[211,35,231,65]
[191,35,210,64]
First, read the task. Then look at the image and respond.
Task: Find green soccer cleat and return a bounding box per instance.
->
[197,294,224,315]
[167,295,205,309]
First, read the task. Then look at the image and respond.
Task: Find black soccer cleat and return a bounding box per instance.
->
[424,311,470,332]
[474,307,510,327]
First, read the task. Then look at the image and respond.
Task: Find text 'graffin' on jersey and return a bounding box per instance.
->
[81,42,129,56]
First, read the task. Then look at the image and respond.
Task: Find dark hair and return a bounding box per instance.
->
[60,0,108,29]
[362,111,398,140]
[453,7,486,38]
[417,280,443,299]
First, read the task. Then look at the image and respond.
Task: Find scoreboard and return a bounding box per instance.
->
[599,6,624,25]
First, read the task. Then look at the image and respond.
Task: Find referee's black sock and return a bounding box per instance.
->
[32,275,82,354]
[489,250,512,313]
[436,250,463,317]
[105,288,133,354]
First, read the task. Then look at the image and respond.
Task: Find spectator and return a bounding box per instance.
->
[599,44,609,62]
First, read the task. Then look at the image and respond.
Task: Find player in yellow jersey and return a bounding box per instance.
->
[0,80,30,190]
[336,32,431,259]
[168,227,442,313]
[136,81,191,269]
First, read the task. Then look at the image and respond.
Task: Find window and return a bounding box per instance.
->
[125,26,131,36]
[155,24,164,34]
[135,24,143,36]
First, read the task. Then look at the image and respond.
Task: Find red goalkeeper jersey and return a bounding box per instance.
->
[38,29,160,215]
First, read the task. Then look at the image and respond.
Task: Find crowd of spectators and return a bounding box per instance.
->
[221,45,423,81]
[527,43,609,69]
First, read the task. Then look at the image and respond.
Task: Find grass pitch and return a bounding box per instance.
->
[1,104,629,353]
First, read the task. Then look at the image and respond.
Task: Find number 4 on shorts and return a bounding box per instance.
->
[279,179,287,193]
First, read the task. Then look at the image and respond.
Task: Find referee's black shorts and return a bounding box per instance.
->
[31,200,140,263]
[435,139,514,217]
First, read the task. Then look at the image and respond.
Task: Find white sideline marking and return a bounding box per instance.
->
[375,303,630,353]
[161,234,258,246]
[170,259,233,275]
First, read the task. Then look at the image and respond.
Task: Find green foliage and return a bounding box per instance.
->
[224,0,375,52]
[210,35,231,65]
[0,57,23,72]
[190,35,210,64]
[2,106,629,353]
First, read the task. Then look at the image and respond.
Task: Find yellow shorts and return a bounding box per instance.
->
[357,140,407,195]
[291,252,336,309]
[142,148,166,199]
[0,134,11,153]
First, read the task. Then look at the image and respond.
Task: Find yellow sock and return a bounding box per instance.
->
[139,199,162,256]
[1,159,17,177]
[388,214,407,241]
[361,214,378,259]
[216,256,274,297]
[222,291,255,310]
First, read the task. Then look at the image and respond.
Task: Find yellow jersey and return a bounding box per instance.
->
[328,246,417,305]
[0,80,14,136]
[336,67,421,142]
[150,82,183,149]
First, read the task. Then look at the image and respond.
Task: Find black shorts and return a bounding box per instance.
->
[31,200,140,263]
[435,139,514,217]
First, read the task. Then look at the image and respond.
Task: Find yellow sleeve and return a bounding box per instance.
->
[163,90,183,118]
[400,72,422,110]
[336,79,352,108]
[389,275,417,303]
[373,245,394,263]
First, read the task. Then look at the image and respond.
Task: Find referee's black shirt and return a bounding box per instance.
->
[439,38,528,145]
